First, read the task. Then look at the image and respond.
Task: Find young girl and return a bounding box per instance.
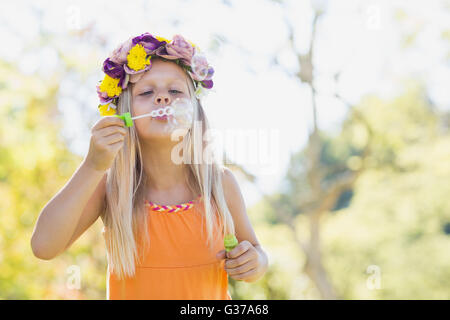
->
[31,33,268,300]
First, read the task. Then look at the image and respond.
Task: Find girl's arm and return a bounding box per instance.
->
[31,116,126,260]
[30,159,107,260]
[218,167,269,282]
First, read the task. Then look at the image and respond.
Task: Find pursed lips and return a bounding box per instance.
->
[152,106,171,120]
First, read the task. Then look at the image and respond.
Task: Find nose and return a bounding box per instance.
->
[154,94,171,107]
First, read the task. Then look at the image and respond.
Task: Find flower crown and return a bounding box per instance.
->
[96,33,215,116]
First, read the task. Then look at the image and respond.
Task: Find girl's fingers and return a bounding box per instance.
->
[225,259,258,276]
[92,116,124,131]
[225,248,256,269]
[229,267,258,281]
[226,240,253,259]
[104,133,125,145]
[99,126,127,138]
[108,140,124,149]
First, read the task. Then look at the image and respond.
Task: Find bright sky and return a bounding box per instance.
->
[1,0,449,207]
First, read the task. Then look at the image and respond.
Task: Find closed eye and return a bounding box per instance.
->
[140,90,182,96]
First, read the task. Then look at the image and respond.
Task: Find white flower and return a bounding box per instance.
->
[107,103,117,111]
[194,85,208,100]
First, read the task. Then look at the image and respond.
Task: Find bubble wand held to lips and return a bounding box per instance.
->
[112,106,175,127]
[112,98,194,128]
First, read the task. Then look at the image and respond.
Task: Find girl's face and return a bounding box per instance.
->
[131,59,191,141]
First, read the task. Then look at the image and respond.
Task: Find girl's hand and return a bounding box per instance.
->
[216,240,268,283]
[85,116,128,172]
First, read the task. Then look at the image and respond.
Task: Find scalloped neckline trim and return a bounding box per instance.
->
[144,195,202,213]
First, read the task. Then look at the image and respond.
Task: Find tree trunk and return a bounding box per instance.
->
[303,210,337,299]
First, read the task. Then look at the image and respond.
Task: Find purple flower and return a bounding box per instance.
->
[200,79,213,89]
[132,32,166,54]
[96,85,114,104]
[102,58,126,87]
[109,37,133,65]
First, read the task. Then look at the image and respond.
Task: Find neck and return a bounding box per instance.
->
[140,139,188,192]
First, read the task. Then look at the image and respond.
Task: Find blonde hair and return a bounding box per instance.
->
[101,57,235,280]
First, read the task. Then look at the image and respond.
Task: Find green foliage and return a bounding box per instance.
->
[0,61,107,299]
[234,83,450,299]
[322,100,450,298]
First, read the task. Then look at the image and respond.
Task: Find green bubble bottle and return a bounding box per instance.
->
[224,234,238,252]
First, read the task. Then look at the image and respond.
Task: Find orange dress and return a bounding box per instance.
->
[103,196,232,300]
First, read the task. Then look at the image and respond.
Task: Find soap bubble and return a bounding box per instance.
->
[171,98,194,126]
[191,53,214,82]
[160,97,194,135]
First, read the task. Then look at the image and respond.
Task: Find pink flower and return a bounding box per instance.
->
[163,34,195,66]
[109,37,133,65]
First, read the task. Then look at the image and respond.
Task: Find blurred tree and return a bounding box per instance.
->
[321,84,450,299]
[237,82,450,299]
[263,0,356,299]
[0,59,107,299]
[0,7,113,297]
[243,0,450,299]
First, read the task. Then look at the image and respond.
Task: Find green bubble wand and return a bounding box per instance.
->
[113,106,174,127]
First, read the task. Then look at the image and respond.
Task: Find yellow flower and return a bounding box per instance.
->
[127,44,151,71]
[99,74,122,98]
[155,35,170,43]
[187,40,196,48]
[188,40,201,53]
[98,103,117,116]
